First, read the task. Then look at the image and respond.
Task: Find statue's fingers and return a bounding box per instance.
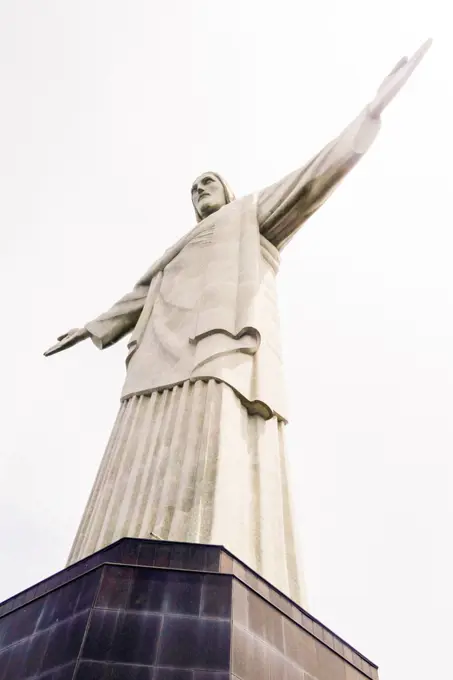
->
[57,328,78,341]
[389,56,408,76]
[406,38,432,73]
[414,38,433,59]
[44,335,78,356]
[392,39,432,93]
[44,342,64,357]
[371,39,431,117]
[377,57,407,95]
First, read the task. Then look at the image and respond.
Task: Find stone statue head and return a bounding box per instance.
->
[191,172,235,222]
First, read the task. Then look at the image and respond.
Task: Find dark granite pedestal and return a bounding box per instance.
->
[0,538,378,680]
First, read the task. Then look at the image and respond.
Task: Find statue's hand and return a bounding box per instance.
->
[368,38,432,119]
[44,328,89,357]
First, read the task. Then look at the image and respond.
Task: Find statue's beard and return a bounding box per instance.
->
[197,199,225,219]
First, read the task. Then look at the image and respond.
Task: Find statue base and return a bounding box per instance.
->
[0,538,378,680]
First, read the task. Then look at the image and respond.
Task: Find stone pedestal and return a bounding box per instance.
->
[0,538,378,680]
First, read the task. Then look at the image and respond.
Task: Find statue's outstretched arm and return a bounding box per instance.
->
[258,39,432,250]
[44,281,151,357]
[44,232,187,358]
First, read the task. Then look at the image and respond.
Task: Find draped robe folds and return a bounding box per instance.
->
[68,107,381,603]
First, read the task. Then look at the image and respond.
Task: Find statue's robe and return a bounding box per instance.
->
[68,108,380,603]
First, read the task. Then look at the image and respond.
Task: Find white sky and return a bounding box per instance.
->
[0,2,450,679]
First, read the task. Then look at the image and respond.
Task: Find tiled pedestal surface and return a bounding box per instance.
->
[0,539,378,680]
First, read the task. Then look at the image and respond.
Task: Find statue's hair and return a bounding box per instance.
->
[192,172,235,222]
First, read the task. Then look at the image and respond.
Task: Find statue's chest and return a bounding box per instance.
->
[157,203,247,309]
[158,224,216,309]
[186,220,216,247]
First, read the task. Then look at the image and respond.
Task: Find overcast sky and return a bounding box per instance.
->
[0,2,450,679]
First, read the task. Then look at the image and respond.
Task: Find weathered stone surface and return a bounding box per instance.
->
[43,40,431,614]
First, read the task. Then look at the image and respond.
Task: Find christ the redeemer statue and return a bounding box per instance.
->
[45,42,431,603]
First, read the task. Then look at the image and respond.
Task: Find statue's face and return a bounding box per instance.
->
[191,173,227,219]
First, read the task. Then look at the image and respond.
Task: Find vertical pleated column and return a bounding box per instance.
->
[67,378,304,605]
[209,385,255,568]
[255,415,291,595]
[66,399,136,565]
[67,380,224,564]
[278,422,304,603]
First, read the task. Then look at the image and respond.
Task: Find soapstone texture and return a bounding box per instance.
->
[46,41,431,606]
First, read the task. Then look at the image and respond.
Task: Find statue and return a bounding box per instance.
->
[45,41,431,603]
